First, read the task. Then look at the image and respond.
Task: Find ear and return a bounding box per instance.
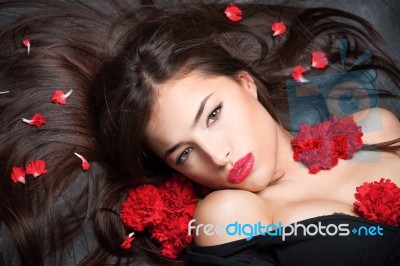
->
[237,71,257,98]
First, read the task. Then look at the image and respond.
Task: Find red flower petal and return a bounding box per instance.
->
[120,232,135,249]
[22,113,46,128]
[224,4,242,22]
[291,66,308,82]
[22,38,30,47]
[22,38,31,55]
[354,178,400,226]
[26,160,47,177]
[271,21,287,36]
[51,89,73,105]
[311,51,328,68]
[11,166,26,184]
[74,153,90,170]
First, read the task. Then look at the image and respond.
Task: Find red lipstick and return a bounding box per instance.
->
[228,153,254,184]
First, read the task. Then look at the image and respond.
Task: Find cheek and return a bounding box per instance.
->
[176,158,224,188]
[232,101,275,147]
[253,121,278,167]
[173,157,214,180]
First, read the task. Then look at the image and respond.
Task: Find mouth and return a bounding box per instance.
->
[227,153,254,184]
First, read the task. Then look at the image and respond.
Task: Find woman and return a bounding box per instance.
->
[0,1,399,265]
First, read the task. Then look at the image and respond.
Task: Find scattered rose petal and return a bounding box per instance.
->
[51,89,73,105]
[22,38,31,55]
[22,113,46,128]
[224,4,242,22]
[74,152,90,170]
[0,91,10,94]
[291,66,308,82]
[312,51,328,68]
[11,166,26,184]
[120,232,135,249]
[271,21,287,36]
[26,160,47,177]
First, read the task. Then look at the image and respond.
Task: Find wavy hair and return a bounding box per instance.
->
[0,1,399,265]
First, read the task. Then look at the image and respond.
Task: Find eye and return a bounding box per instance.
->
[207,103,222,127]
[176,147,193,165]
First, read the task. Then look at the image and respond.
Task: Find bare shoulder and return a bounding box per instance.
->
[192,189,271,247]
[352,108,400,145]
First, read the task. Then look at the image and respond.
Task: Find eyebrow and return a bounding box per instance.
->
[192,92,214,127]
[163,92,214,160]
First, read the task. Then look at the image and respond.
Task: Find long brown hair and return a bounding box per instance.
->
[0,1,399,265]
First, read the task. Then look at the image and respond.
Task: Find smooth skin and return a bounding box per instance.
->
[145,70,400,246]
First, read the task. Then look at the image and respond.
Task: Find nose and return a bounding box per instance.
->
[197,137,231,167]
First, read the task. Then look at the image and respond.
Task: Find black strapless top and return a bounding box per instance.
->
[187,214,400,265]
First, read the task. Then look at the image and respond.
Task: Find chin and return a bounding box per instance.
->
[244,176,269,192]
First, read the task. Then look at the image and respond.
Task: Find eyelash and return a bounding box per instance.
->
[176,147,193,165]
[207,103,223,127]
[176,103,223,165]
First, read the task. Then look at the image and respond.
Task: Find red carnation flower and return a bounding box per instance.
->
[26,160,47,177]
[291,116,363,173]
[271,21,287,36]
[224,4,242,22]
[51,89,73,105]
[11,166,26,184]
[311,51,328,69]
[354,179,400,226]
[22,113,46,128]
[74,153,90,170]
[120,175,198,258]
[291,66,307,83]
[120,184,165,231]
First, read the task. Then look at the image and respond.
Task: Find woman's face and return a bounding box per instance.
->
[145,70,280,192]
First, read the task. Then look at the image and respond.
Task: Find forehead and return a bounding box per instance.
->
[156,72,214,112]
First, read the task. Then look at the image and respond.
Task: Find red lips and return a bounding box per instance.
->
[227,153,254,184]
